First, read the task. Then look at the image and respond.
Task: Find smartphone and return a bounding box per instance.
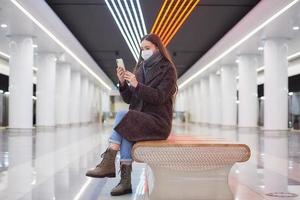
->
[116,58,126,70]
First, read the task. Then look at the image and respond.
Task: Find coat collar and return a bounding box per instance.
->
[135,59,168,85]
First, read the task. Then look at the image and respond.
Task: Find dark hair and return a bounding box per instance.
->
[134,33,178,105]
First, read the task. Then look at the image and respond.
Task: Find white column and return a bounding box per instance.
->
[87,81,94,123]
[101,91,110,113]
[8,36,33,129]
[238,55,258,127]
[191,84,198,122]
[209,74,221,125]
[174,93,179,112]
[200,78,209,124]
[94,86,102,123]
[176,92,184,112]
[80,75,89,124]
[187,86,194,122]
[69,70,81,125]
[182,89,187,113]
[221,65,237,126]
[36,53,56,127]
[195,81,202,123]
[55,62,71,126]
[264,39,288,130]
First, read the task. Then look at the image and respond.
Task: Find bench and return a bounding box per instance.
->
[132,135,251,200]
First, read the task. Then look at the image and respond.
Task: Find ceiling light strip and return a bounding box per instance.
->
[151,0,168,34]
[179,0,299,89]
[163,0,199,45]
[130,0,144,39]
[165,0,200,45]
[0,51,10,59]
[160,0,188,42]
[288,51,300,60]
[136,0,147,35]
[110,0,140,57]
[254,51,300,73]
[105,0,138,61]
[116,0,140,53]
[157,0,181,37]
[10,0,111,90]
[155,0,175,36]
[124,0,142,41]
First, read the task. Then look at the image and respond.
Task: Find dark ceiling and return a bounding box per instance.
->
[46,0,260,85]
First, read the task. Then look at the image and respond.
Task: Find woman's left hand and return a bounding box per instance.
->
[124,71,138,88]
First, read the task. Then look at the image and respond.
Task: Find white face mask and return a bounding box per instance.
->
[141,49,153,60]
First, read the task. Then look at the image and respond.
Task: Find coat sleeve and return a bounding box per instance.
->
[119,81,132,104]
[133,66,176,105]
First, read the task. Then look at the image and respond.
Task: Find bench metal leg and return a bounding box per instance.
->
[145,165,234,200]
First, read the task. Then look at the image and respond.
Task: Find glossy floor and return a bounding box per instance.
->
[0,122,299,200]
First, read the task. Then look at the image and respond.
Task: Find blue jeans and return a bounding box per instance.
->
[109,110,133,162]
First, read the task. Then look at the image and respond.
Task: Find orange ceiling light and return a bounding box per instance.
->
[164,0,200,45]
[159,0,189,40]
[151,0,200,46]
[157,0,181,37]
[150,0,168,33]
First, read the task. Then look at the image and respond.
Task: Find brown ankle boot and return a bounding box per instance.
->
[110,163,132,196]
[85,148,118,178]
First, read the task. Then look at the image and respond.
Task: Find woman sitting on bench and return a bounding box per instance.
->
[85,33,178,196]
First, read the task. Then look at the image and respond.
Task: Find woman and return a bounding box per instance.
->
[86,33,178,196]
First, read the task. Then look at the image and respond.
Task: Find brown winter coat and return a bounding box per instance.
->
[114,58,177,142]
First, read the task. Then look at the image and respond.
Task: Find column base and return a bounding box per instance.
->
[69,123,81,127]
[237,126,259,131]
[220,125,237,129]
[6,127,35,133]
[208,124,222,128]
[56,124,71,128]
[199,122,210,126]
[146,165,233,200]
[35,126,56,132]
[261,128,289,131]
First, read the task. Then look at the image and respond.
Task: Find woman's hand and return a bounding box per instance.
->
[124,71,138,88]
[116,67,125,86]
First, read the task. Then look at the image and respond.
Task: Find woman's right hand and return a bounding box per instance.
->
[116,67,125,86]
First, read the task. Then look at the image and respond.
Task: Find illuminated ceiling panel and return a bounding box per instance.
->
[151,0,200,46]
[105,0,147,61]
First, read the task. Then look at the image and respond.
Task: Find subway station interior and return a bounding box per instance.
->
[0,0,300,199]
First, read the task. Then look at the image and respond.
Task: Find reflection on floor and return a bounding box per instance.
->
[0,122,299,200]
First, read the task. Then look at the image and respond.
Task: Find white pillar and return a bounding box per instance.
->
[195,81,202,123]
[191,84,198,122]
[8,36,33,129]
[36,53,56,127]
[69,70,81,125]
[200,78,209,124]
[221,65,237,126]
[177,92,185,112]
[101,91,110,113]
[182,89,188,113]
[188,86,194,122]
[80,75,89,124]
[264,39,288,130]
[174,92,180,112]
[94,86,101,123]
[238,55,258,127]
[209,74,221,125]
[87,81,94,123]
[55,62,71,126]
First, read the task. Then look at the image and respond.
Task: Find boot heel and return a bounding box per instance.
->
[124,188,132,194]
[107,173,116,178]
[111,188,132,196]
